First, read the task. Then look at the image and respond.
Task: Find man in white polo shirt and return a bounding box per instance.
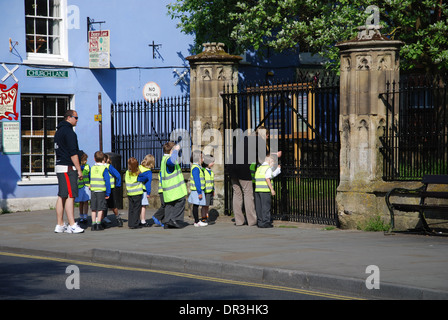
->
[54,110,84,233]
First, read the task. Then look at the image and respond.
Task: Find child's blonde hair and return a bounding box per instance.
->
[141,154,155,169]
[127,157,140,175]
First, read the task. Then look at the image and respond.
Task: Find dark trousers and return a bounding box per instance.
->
[255,192,271,227]
[153,193,165,221]
[163,197,185,223]
[128,195,142,228]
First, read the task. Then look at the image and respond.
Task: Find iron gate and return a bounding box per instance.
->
[222,73,340,226]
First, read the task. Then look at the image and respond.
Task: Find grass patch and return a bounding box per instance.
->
[358,215,390,232]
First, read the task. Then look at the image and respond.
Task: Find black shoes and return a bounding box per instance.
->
[258,223,274,228]
[91,223,104,231]
[163,220,188,229]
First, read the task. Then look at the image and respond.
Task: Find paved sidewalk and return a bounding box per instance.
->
[0,209,447,300]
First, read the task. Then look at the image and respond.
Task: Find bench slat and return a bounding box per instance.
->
[392,204,448,212]
[422,175,448,185]
[420,191,448,199]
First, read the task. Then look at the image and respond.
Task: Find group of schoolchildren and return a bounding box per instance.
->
[75,150,124,231]
[75,141,280,231]
[75,141,217,231]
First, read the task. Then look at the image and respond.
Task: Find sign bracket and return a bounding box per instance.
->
[87,17,106,41]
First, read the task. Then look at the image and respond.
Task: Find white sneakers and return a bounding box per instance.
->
[54,223,84,233]
[194,221,208,227]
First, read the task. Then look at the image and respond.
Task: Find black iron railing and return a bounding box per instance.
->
[381,74,448,181]
[111,96,190,171]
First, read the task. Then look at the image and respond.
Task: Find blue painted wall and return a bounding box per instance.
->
[0,0,194,209]
[0,0,306,210]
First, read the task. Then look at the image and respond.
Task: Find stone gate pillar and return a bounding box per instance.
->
[335,23,403,228]
[186,43,241,215]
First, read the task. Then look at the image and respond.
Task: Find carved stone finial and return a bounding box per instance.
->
[357,5,383,40]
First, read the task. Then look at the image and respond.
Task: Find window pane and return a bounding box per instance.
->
[22,138,31,154]
[26,17,35,35]
[45,97,56,116]
[57,97,69,116]
[49,0,61,18]
[21,96,32,115]
[21,117,31,134]
[36,0,48,16]
[49,36,60,55]
[32,97,43,116]
[22,155,31,173]
[47,117,56,133]
[36,18,47,35]
[48,19,59,36]
[46,155,55,171]
[26,35,35,53]
[46,138,55,154]
[25,0,36,15]
[36,36,48,54]
[31,155,43,173]
[31,138,42,153]
[32,117,44,135]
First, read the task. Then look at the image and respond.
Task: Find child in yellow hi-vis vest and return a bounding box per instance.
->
[138,154,155,227]
[201,154,215,224]
[75,151,90,225]
[254,154,281,228]
[89,151,111,231]
[125,157,143,229]
[188,150,207,227]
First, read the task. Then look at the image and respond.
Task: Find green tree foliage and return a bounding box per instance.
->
[167,0,448,72]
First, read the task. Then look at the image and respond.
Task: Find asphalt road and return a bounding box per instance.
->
[0,252,357,303]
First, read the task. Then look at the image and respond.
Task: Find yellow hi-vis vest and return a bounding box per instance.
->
[204,168,214,194]
[125,170,143,196]
[254,164,271,192]
[78,164,90,189]
[160,155,187,202]
[139,165,151,191]
[189,163,205,191]
[158,172,162,194]
[90,164,107,192]
[105,163,115,189]
[250,162,257,184]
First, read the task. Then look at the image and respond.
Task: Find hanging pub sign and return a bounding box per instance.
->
[0,83,19,121]
[89,30,110,68]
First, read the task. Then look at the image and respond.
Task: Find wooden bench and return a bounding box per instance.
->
[385,175,448,234]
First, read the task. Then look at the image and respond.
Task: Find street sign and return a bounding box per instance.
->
[142,81,161,102]
[26,69,69,78]
[89,30,110,68]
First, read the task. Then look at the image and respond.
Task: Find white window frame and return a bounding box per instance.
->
[20,94,73,182]
[24,0,71,66]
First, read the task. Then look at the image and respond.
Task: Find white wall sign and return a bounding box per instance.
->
[89,30,110,68]
[2,121,20,154]
[142,82,161,102]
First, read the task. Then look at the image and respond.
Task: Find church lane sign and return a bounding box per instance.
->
[26,69,69,78]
